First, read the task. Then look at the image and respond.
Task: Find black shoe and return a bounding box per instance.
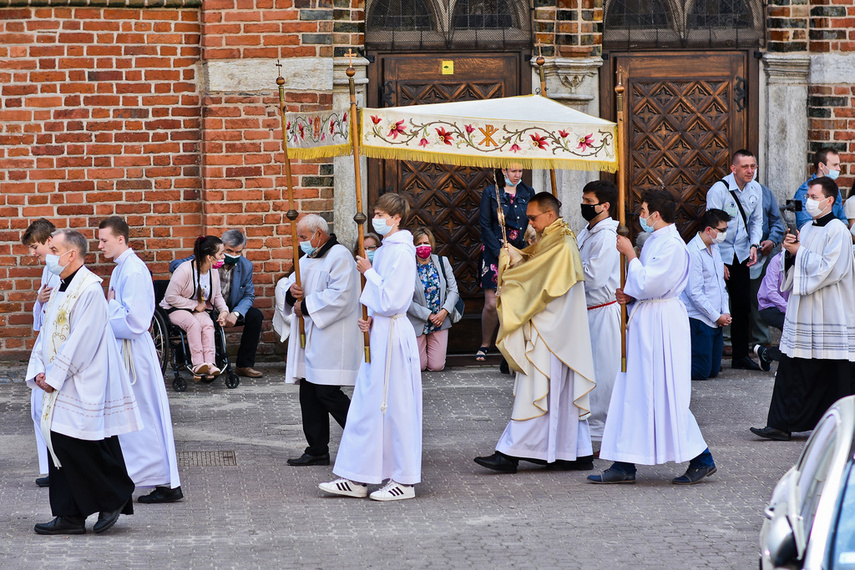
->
[474,451,519,474]
[34,516,86,535]
[732,356,761,371]
[93,508,121,534]
[138,486,184,504]
[35,476,50,488]
[753,345,772,372]
[750,426,791,441]
[287,452,331,466]
[499,358,510,375]
[672,465,717,485]
[587,467,636,484]
[546,456,594,471]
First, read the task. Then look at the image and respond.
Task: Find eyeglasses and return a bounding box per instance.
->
[713,227,727,233]
[526,211,548,222]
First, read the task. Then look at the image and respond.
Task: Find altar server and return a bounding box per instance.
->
[751,177,855,441]
[589,189,717,485]
[319,193,422,501]
[473,192,596,473]
[98,216,183,503]
[282,214,362,466]
[27,229,141,535]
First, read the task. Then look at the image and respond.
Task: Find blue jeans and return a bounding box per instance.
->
[609,448,714,474]
[689,318,723,380]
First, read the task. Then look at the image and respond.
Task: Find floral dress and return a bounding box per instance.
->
[417,260,442,335]
[479,182,534,289]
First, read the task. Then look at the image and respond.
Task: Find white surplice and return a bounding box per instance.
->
[110,249,181,488]
[577,217,621,442]
[31,266,60,474]
[26,266,141,445]
[332,230,422,485]
[283,243,362,387]
[600,224,708,465]
[780,217,855,360]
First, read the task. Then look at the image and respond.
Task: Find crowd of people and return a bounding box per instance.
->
[18,148,855,533]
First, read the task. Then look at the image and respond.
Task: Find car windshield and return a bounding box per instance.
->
[829,461,855,569]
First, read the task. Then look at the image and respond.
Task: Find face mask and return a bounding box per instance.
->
[713,230,727,244]
[224,253,240,266]
[212,260,224,269]
[805,198,827,218]
[827,169,840,180]
[639,213,655,233]
[372,217,393,236]
[366,250,375,263]
[504,177,519,188]
[299,240,316,256]
[416,245,432,259]
[580,203,600,222]
[45,250,72,276]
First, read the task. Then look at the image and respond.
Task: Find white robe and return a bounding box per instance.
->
[111,249,181,488]
[283,243,362,386]
[31,267,60,474]
[26,266,142,443]
[780,218,855,360]
[600,225,708,465]
[333,230,422,485]
[577,218,621,442]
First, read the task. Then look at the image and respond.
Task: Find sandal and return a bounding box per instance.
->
[475,346,490,361]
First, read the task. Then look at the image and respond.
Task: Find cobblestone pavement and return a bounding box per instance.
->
[0,359,805,569]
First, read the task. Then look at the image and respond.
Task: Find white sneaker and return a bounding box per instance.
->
[318,478,368,498]
[369,480,415,502]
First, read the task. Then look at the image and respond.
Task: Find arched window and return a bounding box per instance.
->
[688,0,753,30]
[452,0,515,30]
[368,0,434,31]
[606,0,670,30]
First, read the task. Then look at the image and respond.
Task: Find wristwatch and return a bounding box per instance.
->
[750,243,759,249]
[232,311,240,318]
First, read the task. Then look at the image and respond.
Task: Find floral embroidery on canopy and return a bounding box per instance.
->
[283,110,352,160]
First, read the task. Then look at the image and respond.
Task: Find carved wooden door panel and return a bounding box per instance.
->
[367,53,525,354]
[603,52,756,241]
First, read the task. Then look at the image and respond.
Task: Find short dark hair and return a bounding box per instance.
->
[582,180,617,217]
[21,218,56,246]
[529,192,562,215]
[732,149,755,164]
[99,215,130,244]
[641,189,678,223]
[814,147,839,170]
[700,208,731,231]
[808,176,839,200]
[374,193,411,225]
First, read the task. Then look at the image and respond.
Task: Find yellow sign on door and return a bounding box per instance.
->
[441,61,454,75]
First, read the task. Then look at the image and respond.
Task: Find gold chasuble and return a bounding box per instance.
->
[496,219,596,421]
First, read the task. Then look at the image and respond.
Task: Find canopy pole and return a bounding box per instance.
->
[275,61,305,348]
[535,51,558,197]
[345,50,371,363]
[615,69,628,373]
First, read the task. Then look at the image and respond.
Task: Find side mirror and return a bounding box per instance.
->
[764,514,799,568]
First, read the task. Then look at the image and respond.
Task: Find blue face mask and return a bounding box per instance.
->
[504,177,519,188]
[639,213,655,233]
[827,169,840,181]
[299,240,316,256]
[366,250,375,263]
[372,217,392,236]
[45,250,72,276]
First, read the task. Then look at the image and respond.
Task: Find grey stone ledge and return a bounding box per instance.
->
[763,52,811,84]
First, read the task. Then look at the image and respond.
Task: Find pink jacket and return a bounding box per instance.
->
[159,260,229,314]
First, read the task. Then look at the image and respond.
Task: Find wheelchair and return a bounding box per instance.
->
[150,280,240,392]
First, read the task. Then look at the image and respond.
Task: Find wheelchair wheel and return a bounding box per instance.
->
[172,375,187,392]
[226,372,240,389]
[150,310,170,374]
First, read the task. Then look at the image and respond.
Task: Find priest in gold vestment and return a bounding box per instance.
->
[474,192,596,473]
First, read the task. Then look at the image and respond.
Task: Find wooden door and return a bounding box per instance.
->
[601,52,758,241]
[367,52,527,354]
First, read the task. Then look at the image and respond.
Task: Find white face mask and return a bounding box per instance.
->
[372,217,393,236]
[45,250,72,276]
[713,230,727,244]
[805,197,827,218]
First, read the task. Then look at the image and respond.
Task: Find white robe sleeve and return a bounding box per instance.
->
[25,329,46,388]
[362,246,416,316]
[304,252,360,330]
[44,286,111,393]
[791,223,851,296]
[581,230,618,293]
[108,263,155,340]
[624,238,687,300]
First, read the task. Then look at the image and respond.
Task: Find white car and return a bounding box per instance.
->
[760,395,855,569]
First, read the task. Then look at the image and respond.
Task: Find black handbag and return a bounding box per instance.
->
[437,256,464,323]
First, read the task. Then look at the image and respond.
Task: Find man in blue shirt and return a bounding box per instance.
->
[705,149,763,371]
[793,148,846,228]
[681,210,732,380]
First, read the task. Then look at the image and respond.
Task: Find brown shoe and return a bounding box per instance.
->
[235,367,263,378]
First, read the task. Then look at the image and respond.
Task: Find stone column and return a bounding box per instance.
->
[530,56,604,232]
[332,57,369,250]
[762,53,810,205]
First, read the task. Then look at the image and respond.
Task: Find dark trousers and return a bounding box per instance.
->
[689,318,723,380]
[48,432,134,519]
[235,306,263,368]
[758,307,785,361]
[767,356,852,432]
[299,379,351,456]
[725,255,751,360]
